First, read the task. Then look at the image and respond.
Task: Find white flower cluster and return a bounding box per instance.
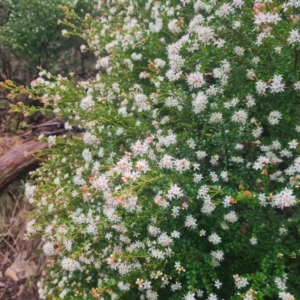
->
[23,0,300,299]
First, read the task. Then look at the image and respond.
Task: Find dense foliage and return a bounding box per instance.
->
[3,0,300,299]
[0,0,94,81]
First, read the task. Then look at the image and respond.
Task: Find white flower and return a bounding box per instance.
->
[231,109,248,124]
[154,58,166,68]
[244,292,254,300]
[209,112,223,123]
[232,0,244,8]
[171,230,180,238]
[180,0,190,5]
[25,183,36,199]
[196,26,214,44]
[288,140,298,149]
[246,69,255,79]
[80,44,86,52]
[157,233,173,247]
[201,200,216,214]
[171,206,180,218]
[275,277,287,291]
[63,239,73,252]
[214,38,226,48]
[131,52,142,61]
[211,250,224,262]
[124,58,134,71]
[268,111,282,125]
[254,12,281,26]
[196,150,207,160]
[167,184,184,200]
[150,248,165,260]
[86,222,98,235]
[168,19,181,34]
[166,69,182,82]
[184,292,196,300]
[252,126,263,138]
[256,80,268,94]
[61,257,81,271]
[199,229,206,236]
[147,290,159,300]
[287,29,300,44]
[214,280,222,289]
[134,93,150,111]
[220,171,229,181]
[271,140,282,150]
[275,46,282,53]
[43,242,55,256]
[224,211,238,223]
[97,56,110,69]
[208,233,221,244]
[253,156,270,170]
[59,289,69,299]
[210,172,218,182]
[235,144,244,151]
[270,75,285,93]
[136,159,149,173]
[80,95,94,110]
[216,3,234,17]
[196,290,204,297]
[174,158,190,173]
[279,292,295,300]
[207,293,218,300]
[82,149,92,163]
[159,155,174,169]
[231,156,244,163]
[223,196,232,208]
[171,281,182,291]
[250,237,257,245]
[210,154,219,166]
[234,46,245,56]
[187,72,205,89]
[272,188,297,209]
[48,135,56,147]
[280,149,292,158]
[148,225,161,237]
[64,121,72,130]
[26,219,36,235]
[185,215,197,229]
[118,282,130,291]
[294,81,300,91]
[234,275,249,289]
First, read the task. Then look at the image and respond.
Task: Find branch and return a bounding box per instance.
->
[0,139,48,191]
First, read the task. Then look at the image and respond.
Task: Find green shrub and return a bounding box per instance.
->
[3,0,300,299]
[0,0,95,81]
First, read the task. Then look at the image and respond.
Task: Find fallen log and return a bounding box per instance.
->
[0,139,48,191]
[0,117,84,192]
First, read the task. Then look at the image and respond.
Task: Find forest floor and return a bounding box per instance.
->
[0,96,45,300]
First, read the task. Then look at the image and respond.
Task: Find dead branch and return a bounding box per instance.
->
[0,140,48,192]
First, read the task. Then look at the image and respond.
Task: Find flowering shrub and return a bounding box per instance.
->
[4,0,300,299]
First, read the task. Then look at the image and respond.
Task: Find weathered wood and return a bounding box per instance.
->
[0,140,48,191]
[0,117,83,191]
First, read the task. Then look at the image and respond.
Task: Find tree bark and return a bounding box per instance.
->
[0,140,48,191]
